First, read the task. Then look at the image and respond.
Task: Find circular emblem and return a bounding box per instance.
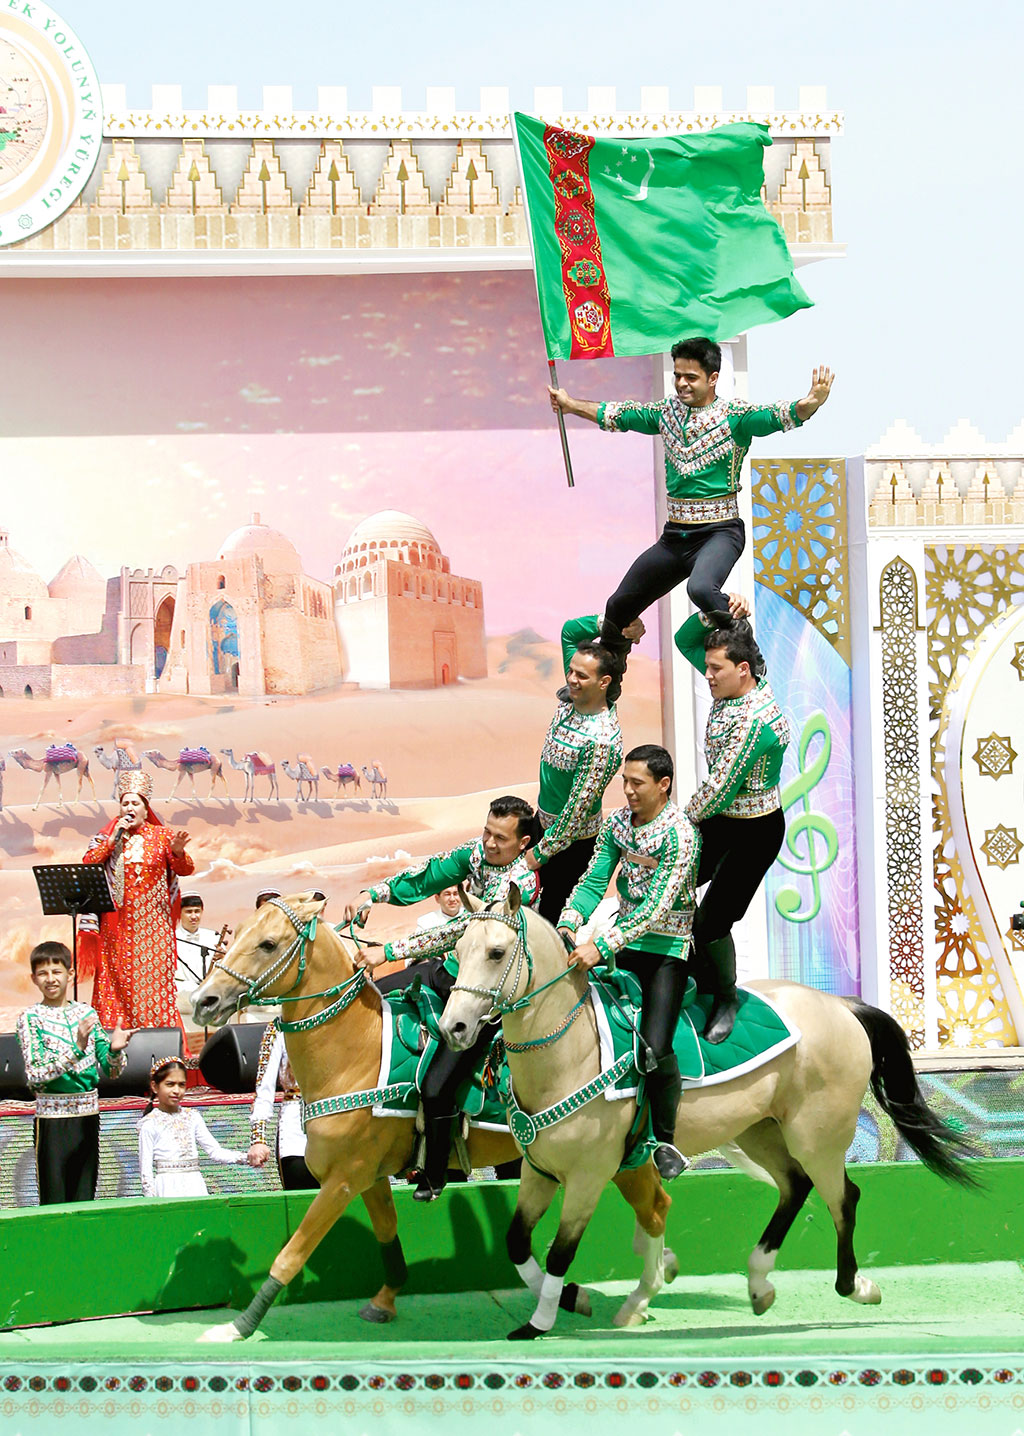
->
[0,3,103,246]
[509,1107,537,1148]
[573,300,606,335]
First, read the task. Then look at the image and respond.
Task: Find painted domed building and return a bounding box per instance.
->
[125,513,342,697]
[334,510,486,688]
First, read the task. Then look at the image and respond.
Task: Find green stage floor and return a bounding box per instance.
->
[0,1265,1021,1434]
[1,1261,1021,1361]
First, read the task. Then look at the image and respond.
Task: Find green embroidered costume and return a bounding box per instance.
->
[534,614,623,864]
[598,395,803,526]
[365,839,540,969]
[559,801,701,966]
[674,613,790,820]
[16,1000,125,1117]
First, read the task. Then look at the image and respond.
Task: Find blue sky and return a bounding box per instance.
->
[36,0,1024,455]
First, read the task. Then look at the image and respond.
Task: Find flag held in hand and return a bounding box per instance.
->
[512,113,812,360]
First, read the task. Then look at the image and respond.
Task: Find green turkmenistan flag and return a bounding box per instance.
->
[511,113,812,360]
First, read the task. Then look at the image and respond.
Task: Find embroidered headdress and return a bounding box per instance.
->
[117,770,153,799]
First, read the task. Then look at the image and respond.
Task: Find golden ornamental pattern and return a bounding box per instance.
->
[926,544,1024,1047]
[751,459,849,664]
[878,558,925,1047]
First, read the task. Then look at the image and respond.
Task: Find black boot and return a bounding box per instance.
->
[598,618,633,665]
[413,1109,456,1202]
[647,1055,688,1179]
[701,934,738,1045]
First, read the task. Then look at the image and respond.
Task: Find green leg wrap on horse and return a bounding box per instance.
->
[380,1235,408,1289]
[235,1275,285,1338]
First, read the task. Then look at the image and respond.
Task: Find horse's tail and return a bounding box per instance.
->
[846,999,981,1187]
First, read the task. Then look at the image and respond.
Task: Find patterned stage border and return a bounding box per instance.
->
[2,1359,1024,1433]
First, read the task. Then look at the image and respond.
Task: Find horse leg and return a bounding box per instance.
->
[786,1132,881,1307]
[505,1163,559,1301]
[359,1176,407,1324]
[730,1120,813,1315]
[508,1169,608,1341]
[199,1169,360,1342]
[609,1162,675,1327]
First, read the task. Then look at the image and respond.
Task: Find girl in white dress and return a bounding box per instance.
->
[138,1057,253,1197]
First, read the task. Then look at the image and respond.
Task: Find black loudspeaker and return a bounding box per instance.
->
[98,1027,185,1097]
[199,1023,269,1094]
[0,1034,33,1102]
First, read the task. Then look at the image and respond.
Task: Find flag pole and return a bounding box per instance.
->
[547,359,575,488]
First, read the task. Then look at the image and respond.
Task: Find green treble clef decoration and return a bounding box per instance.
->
[775,711,839,924]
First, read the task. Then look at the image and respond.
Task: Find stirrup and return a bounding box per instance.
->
[413,1173,446,1203]
[653,1143,689,1180]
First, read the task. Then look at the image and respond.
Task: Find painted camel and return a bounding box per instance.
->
[221,748,279,804]
[281,755,319,802]
[361,762,388,799]
[8,745,96,810]
[320,762,361,795]
[94,743,142,799]
[144,748,229,800]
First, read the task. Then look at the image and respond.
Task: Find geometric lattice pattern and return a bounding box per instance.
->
[926,543,1024,1048]
[751,459,849,664]
[878,558,926,1047]
[981,825,1023,870]
[973,734,1018,780]
[1012,642,1024,681]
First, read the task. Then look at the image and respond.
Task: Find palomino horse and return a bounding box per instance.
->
[439,889,976,1340]
[190,892,674,1342]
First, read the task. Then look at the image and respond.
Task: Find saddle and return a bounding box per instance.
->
[45,744,78,763]
[179,746,212,765]
[374,978,507,1133]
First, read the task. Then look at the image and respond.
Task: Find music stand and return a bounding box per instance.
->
[33,864,115,1001]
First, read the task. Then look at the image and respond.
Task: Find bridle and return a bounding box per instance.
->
[209,898,368,1034]
[449,905,583,1040]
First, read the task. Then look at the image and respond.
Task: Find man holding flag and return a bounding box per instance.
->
[512,111,834,649]
[548,343,833,652]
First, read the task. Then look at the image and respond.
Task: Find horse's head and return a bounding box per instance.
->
[439,886,533,1051]
[192,890,327,1026]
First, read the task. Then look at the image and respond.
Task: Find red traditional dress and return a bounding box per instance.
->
[83,819,193,1032]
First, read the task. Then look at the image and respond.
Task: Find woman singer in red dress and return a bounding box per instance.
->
[82,770,193,1033]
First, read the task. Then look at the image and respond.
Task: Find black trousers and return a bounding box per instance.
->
[605,518,745,627]
[613,949,690,1065]
[537,836,597,925]
[35,1114,99,1205]
[279,1154,318,1190]
[694,810,786,944]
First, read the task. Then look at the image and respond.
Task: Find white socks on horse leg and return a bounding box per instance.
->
[529,1273,565,1332]
[514,1256,545,1297]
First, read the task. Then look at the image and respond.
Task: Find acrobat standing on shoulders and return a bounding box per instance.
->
[547,337,833,657]
[674,595,789,1044]
[523,614,636,924]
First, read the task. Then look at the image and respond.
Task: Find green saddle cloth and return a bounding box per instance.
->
[374,980,509,1129]
[592,969,800,1088]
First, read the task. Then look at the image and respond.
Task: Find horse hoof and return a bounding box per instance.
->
[613,1301,649,1328]
[198,1321,243,1343]
[507,1322,545,1342]
[559,1282,592,1318]
[359,1302,396,1324]
[664,1249,680,1284]
[847,1275,881,1305]
[750,1287,775,1316]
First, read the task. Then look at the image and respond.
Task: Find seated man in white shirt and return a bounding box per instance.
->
[175,894,221,991]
